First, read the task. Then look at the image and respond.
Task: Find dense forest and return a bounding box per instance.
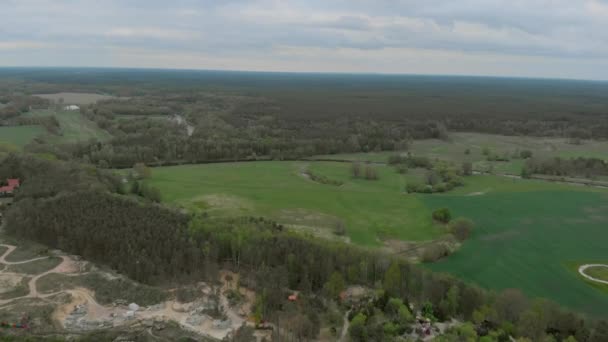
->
[2,153,608,341]
[522,157,608,179]
[2,68,608,167]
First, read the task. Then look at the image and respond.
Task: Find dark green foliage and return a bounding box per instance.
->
[306,169,344,186]
[462,161,473,176]
[351,162,378,180]
[523,157,608,178]
[449,217,475,241]
[432,208,452,223]
[422,243,451,263]
[520,150,533,159]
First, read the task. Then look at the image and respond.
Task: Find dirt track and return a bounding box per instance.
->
[578,264,608,285]
[0,244,82,306]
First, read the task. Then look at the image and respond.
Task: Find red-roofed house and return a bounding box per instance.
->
[0,179,20,196]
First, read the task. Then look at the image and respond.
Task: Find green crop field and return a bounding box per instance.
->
[423,186,608,317]
[0,125,45,148]
[23,109,110,143]
[146,161,442,246]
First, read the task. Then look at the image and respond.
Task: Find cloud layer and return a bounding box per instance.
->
[1,0,608,80]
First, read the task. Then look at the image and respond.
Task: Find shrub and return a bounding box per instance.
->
[432,208,452,223]
[520,150,533,159]
[450,218,475,241]
[422,244,451,263]
[462,161,473,176]
[395,164,408,174]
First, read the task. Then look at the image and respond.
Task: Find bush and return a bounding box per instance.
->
[422,244,451,262]
[395,164,408,174]
[450,218,475,241]
[520,150,533,159]
[462,161,473,176]
[432,208,452,223]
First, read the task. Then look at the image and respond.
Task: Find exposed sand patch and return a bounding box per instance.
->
[0,273,24,294]
[192,194,253,212]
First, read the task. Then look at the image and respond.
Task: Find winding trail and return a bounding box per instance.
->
[0,244,81,305]
[0,244,49,265]
[578,264,608,285]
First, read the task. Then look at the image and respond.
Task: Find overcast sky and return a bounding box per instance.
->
[2,0,608,80]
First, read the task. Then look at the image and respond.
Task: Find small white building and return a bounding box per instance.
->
[64,105,80,111]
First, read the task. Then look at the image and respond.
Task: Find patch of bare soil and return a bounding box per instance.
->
[0,273,24,294]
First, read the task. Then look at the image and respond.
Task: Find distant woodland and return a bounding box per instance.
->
[2,69,608,167]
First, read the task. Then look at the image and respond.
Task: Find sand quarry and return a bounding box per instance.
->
[0,243,260,340]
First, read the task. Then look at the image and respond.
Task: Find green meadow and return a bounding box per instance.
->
[147,161,442,246]
[23,109,110,143]
[0,125,45,149]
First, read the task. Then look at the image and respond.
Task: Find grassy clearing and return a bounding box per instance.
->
[23,109,110,143]
[146,161,442,246]
[0,125,44,148]
[6,257,62,275]
[33,92,120,105]
[422,186,608,317]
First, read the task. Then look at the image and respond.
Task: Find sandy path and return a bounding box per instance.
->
[339,310,351,342]
[0,243,83,305]
[578,264,608,285]
[0,244,49,265]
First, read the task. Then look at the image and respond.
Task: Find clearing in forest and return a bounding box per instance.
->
[0,125,45,148]
[22,109,110,143]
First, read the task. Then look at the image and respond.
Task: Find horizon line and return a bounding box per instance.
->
[1,65,607,84]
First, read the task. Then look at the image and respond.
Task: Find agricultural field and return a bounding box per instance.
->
[33,92,120,105]
[146,161,442,246]
[423,182,608,317]
[23,109,110,144]
[0,125,45,148]
[147,159,608,316]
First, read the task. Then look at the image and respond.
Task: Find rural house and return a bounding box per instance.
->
[0,179,20,196]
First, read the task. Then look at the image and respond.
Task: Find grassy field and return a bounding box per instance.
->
[0,125,45,148]
[33,92,120,104]
[423,185,608,317]
[146,161,442,246]
[23,109,110,143]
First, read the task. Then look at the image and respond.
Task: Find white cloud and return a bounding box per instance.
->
[0,41,53,50]
[0,0,607,79]
[105,27,201,40]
